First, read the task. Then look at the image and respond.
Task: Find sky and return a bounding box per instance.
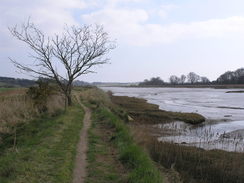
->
[1,0,244,82]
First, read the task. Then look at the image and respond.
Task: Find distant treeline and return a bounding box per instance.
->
[140,68,244,86]
[216,68,244,84]
[0,76,90,88]
[0,76,36,87]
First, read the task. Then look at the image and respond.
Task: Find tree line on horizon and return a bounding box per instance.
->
[139,68,244,86]
[0,76,36,87]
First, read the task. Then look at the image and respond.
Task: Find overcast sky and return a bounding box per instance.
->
[1,0,244,82]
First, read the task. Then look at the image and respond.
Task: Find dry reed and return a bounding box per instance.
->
[0,89,65,143]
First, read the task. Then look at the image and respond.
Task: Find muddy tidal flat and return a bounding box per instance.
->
[102,87,244,152]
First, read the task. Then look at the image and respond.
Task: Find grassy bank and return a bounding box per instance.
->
[111,95,205,124]
[0,105,84,183]
[79,88,164,183]
[86,108,128,183]
[0,88,64,142]
[0,88,16,93]
[112,94,244,183]
[149,141,244,183]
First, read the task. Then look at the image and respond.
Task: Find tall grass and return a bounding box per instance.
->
[148,140,244,183]
[0,105,84,183]
[0,89,64,144]
[110,93,244,183]
[129,112,244,183]
[93,107,164,183]
[81,87,244,182]
[78,87,164,182]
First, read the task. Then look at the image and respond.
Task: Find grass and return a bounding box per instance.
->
[0,88,16,93]
[149,141,244,183]
[78,87,164,182]
[86,104,163,183]
[111,95,205,124]
[112,94,244,183]
[86,112,127,183]
[0,105,84,183]
[0,88,64,143]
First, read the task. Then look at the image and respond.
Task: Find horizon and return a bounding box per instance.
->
[1,0,244,82]
[1,66,244,84]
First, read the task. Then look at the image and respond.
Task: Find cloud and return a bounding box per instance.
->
[158,4,178,19]
[2,0,244,48]
[0,0,86,50]
[107,0,146,6]
[82,6,244,46]
[1,0,86,28]
[163,16,244,41]
[82,7,148,43]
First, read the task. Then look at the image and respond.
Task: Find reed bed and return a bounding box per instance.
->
[0,89,64,144]
[150,140,244,183]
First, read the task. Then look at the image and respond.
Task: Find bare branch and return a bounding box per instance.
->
[9,21,116,105]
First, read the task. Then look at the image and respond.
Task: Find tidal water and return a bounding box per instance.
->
[101,87,244,152]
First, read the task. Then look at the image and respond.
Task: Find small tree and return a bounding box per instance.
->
[200,76,210,84]
[139,77,164,86]
[9,21,115,106]
[180,74,186,84]
[187,72,200,84]
[169,75,180,85]
[27,80,55,112]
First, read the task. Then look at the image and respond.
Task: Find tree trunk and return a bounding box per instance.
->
[67,86,72,106]
[67,94,72,106]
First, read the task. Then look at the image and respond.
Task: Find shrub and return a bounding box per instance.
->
[27,80,57,112]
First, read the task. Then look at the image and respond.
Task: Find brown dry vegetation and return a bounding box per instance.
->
[111,95,244,183]
[149,141,244,183]
[0,88,65,144]
[77,87,164,183]
[111,95,205,124]
[60,87,244,183]
[131,124,244,183]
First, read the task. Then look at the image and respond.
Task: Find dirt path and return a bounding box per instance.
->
[72,101,91,183]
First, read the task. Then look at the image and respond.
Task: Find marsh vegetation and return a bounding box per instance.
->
[103,87,244,151]
[98,87,244,182]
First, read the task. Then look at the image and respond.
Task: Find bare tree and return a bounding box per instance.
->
[200,76,210,84]
[139,77,164,86]
[9,21,115,106]
[216,68,244,84]
[187,72,200,84]
[180,74,186,84]
[169,75,180,85]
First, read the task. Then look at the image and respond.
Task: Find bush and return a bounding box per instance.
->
[27,80,56,112]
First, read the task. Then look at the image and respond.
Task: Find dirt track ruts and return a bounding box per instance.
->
[72,101,91,183]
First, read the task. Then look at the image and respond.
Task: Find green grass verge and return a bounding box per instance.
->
[86,120,126,183]
[0,88,16,92]
[0,105,84,183]
[87,106,163,183]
